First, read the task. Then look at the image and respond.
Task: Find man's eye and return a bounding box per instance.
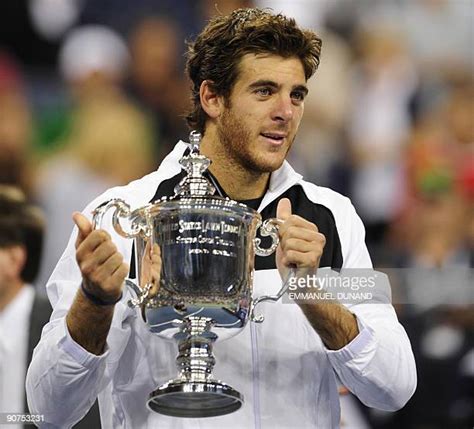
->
[291,91,305,101]
[256,88,272,96]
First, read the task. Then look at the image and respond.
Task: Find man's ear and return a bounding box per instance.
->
[200,80,224,119]
[8,245,27,279]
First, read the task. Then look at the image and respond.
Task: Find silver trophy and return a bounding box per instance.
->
[92,131,294,418]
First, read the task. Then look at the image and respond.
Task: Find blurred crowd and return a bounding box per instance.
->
[0,0,472,428]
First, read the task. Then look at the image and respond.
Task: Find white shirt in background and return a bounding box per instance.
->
[0,286,35,429]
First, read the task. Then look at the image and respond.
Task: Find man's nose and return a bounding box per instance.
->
[271,94,294,122]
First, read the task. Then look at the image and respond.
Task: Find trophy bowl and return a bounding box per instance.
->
[91,132,293,418]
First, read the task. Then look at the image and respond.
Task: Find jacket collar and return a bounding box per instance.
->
[260,160,303,211]
[158,140,189,176]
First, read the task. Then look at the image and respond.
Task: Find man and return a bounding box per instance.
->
[27,9,416,428]
[0,186,100,429]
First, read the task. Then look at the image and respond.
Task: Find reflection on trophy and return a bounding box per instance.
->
[92,131,293,418]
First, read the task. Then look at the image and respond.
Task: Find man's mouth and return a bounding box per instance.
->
[260,132,287,144]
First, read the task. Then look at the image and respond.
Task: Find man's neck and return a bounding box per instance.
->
[0,280,24,313]
[207,164,269,201]
[200,131,270,200]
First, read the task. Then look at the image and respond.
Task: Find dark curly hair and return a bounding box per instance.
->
[185,8,322,134]
[0,186,45,283]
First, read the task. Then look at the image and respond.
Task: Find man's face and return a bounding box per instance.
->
[0,244,25,310]
[216,54,307,173]
[0,247,13,295]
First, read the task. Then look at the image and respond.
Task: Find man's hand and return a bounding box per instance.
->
[275,198,358,350]
[73,212,129,303]
[275,198,326,280]
[140,241,162,298]
[66,212,131,355]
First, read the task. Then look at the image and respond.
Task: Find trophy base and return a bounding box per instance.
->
[147,380,243,418]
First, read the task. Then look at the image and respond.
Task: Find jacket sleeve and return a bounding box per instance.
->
[25,206,136,428]
[325,201,417,411]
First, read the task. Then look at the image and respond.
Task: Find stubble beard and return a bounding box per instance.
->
[217,107,292,174]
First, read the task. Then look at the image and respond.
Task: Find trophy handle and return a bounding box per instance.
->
[125,280,154,309]
[254,218,282,256]
[252,217,296,322]
[91,199,152,308]
[250,267,297,323]
[92,198,148,239]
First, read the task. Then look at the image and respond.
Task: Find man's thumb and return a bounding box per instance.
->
[72,212,93,244]
[276,198,292,221]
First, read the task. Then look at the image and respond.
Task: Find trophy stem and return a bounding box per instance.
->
[147,316,244,417]
[175,317,217,382]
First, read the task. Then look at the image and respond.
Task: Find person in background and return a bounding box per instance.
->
[34,25,155,292]
[382,83,473,428]
[368,191,473,428]
[35,99,154,295]
[0,186,101,428]
[58,25,129,107]
[0,53,35,196]
[0,186,47,429]
[347,26,418,260]
[34,24,132,158]
[127,16,190,157]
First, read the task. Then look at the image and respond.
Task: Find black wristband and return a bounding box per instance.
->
[80,282,123,306]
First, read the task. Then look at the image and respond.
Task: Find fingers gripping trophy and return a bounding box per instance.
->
[91,131,295,418]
